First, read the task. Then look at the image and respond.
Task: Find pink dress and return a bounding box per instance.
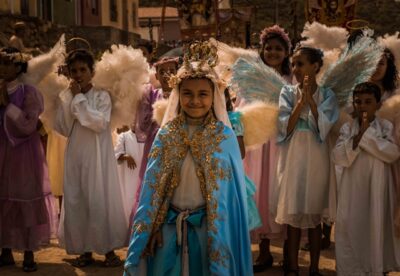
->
[248,74,293,242]
[0,82,57,251]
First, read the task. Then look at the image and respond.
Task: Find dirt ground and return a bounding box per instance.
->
[1,239,400,275]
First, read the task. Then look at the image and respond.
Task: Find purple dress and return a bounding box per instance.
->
[0,83,57,251]
[130,87,163,218]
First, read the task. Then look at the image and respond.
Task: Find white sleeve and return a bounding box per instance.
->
[114,133,126,160]
[70,91,111,133]
[54,89,75,137]
[332,122,361,167]
[359,120,400,163]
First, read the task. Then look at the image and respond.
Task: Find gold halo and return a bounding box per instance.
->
[346,19,370,30]
[66,37,92,54]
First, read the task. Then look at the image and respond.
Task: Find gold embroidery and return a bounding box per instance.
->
[135,112,231,264]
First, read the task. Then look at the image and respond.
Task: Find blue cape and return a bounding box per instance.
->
[124,114,253,276]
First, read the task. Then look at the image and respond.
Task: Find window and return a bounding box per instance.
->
[110,0,118,22]
[132,3,137,27]
[91,0,99,15]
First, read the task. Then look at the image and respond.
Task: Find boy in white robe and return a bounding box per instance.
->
[333,82,400,275]
[55,49,128,267]
[114,126,144,221]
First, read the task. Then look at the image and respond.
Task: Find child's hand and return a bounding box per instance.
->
[353,112,369,149]
[360,112,370,134]
[125,155,137,170]
[69,80,81,96]
[144,230,163,256]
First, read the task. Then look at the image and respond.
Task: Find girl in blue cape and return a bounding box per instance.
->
[124,41,253,276]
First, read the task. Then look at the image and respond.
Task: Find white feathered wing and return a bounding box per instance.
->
[92,44,150,130]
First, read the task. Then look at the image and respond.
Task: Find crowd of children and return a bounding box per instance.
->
[0,21,400,276]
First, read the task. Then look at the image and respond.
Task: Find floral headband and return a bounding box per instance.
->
[260,25,292,52]
[0,51,31,64]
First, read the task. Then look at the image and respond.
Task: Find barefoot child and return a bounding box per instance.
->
[124,41,253,275]
[55,49,128,267]
[333,82,400,274]
[0,47,57,272]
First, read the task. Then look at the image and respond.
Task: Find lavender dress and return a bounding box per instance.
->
[0,82,57,251]
[131,87,163,217]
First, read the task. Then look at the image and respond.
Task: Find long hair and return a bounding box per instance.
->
[381,48,398,93]
[259,26,292,76]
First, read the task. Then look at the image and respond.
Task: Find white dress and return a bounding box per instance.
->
[55,87,128,254]
[333,118,400,275]
[114,130,144,220]
[274,85,339,228]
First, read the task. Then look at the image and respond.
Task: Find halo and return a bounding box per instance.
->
[346,19,370,31]
[66,37,92,54]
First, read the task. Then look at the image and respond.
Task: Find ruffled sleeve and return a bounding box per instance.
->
[277,85,296,143]
[307,87,339,142]
[3,85,43,146]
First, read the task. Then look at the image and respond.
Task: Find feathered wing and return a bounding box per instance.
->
[378,32,400,70]
[209,38,258,83]
[377,88,400,122]
[300,22,347,82]
[230,57,288,105]
[16,34,69,129]
[301,22,348,51]
[237,101,279,149]
[92,44,150,130]
[37,74,69,128]
[320,35,383,107]
[152,98,169,126]
[20,34,66,85]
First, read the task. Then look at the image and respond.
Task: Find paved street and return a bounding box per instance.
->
[2,239,400,275]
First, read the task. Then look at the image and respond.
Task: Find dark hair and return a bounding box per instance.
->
[295,46,324,73]
[353,82,381,102]
[137,43,153,55]
[346,29,364,49]
[381,48,398,93]
[66,49,95,72]
[0,47,28,75]
[260,34,291,76]
[224,87,233,112]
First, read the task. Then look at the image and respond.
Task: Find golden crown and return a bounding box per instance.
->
[168,40,218,88]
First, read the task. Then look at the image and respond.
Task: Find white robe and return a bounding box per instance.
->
[332,118,400,275]
[55,87,128,254]
[114,130,144,220]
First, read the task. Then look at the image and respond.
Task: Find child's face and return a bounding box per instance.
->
[179,78,213,119]
[263,38,288,69]
[370,55,387,83]
[292,51,319,84]
[353,92,380,122]
[0,57,20,82]
[155,62,178,93]
[68,61,93,88]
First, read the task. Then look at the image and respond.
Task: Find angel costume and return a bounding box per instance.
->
[55,87,128,254]
[124,43,252,276]
[114,129,144,221]
[275,85,339,228]
[333,118,400,274]
[0,81,57,251]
